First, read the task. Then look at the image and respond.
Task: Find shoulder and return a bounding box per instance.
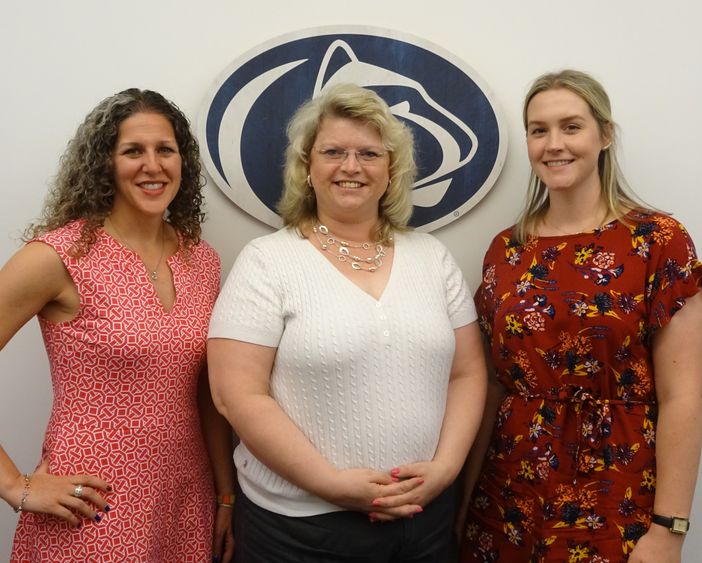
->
[241,228,305,260]
[34,220,85,248]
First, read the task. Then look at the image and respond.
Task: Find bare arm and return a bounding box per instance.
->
[630,291,702,563]
[0,242,110,525]
[207,338,423,516]
[198,369,235,563]
[371,322,489,516]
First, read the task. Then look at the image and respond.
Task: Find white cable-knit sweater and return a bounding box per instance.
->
[208,228,477,516]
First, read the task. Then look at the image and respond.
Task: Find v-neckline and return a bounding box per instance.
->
[301,230,399,303]
[101,228,178,314]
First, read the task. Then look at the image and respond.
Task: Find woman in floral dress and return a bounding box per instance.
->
[459,70,702,563]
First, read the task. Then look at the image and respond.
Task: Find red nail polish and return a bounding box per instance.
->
[372,499,381,506]
[418,478,425,485]
[391,476,399,482]
[416,507,424,513]
[390,468,400,476]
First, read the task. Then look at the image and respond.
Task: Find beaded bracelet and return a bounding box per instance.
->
[216,494,235,508]
[13,474,31,513]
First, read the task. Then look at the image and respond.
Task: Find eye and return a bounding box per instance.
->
[564,124,581,133]
[320,148,344,158]
[158,146,178,154]
[359,150,383,161]
[528,127,546,137]
[121,147,142,156]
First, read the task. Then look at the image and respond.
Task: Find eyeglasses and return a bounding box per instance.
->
[313,147,387,165]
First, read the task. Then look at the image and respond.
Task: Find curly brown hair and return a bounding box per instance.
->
[26,88,205,256]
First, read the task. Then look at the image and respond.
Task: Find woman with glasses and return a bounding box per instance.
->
[0,89,235,563]
[458,70,702,563]
[208,83,487,562]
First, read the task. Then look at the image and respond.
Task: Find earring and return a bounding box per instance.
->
[306,174,312,187]
[603,143,612,150]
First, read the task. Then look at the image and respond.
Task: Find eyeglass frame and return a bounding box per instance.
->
[312,146,389,165]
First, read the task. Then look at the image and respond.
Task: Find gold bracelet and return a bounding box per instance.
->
[216,494,235,508]
[13,474,31,513]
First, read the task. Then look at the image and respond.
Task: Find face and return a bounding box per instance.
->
[111,112,182,220]
[308,116,390,223]
[526,88,609,196]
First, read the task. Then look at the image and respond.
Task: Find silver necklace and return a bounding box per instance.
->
[312,224,388,273]
[106,217,166,281]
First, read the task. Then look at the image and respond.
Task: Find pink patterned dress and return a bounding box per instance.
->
[11,221,221,562]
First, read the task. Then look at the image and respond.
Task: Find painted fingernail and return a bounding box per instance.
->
[76,522,82,529]
[416,506,424,513]
[391,476,399,482]
[104,505,111,513]
[390,467,400,476]
[106,485,113,492]
[418,478,425,485]
[94,514,102,522]
[371,499,381,506]
[369,514,377,522]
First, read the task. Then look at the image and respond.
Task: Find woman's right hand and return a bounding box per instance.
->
[318,467,424,520]
[10,459,112,527]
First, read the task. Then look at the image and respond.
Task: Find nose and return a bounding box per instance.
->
[142,149,162,173]
[545,131,563,152]
[340,150,362,172]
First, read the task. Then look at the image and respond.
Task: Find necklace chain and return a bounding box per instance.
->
[312,224,388,273]
[542,210,610,236]
[106,216,166,281]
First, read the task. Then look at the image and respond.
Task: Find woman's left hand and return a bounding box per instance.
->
[368,460,452,522]
[628,525,683,563]
[212,504,235,563]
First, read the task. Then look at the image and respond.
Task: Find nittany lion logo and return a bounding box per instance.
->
[199,27,507,231]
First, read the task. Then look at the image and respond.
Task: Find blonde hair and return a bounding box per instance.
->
[278,83,416,243]
[514,69,648,243]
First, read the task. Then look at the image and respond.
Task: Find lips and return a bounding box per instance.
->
[544,160,574,167]
[335,180,364,188]
[138,182,166,191]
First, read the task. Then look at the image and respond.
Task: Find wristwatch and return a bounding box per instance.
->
[651,513,690,535]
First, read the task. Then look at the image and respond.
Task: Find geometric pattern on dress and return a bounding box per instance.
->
[11,220,221,562]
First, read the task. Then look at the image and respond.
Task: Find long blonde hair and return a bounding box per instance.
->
[514,69,648,243]
[278,83,416,244]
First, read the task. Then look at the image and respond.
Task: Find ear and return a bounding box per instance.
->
[601,122,614,149]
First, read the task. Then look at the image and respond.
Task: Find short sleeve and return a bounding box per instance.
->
[208,241,284,347]
[439,241,477,329]
[645,216,702,340]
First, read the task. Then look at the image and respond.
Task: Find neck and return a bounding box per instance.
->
[543,183,609,233]
[315,212,379,242]
[107,209,165,244]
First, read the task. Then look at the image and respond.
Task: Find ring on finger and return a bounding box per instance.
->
[72,484,84,498]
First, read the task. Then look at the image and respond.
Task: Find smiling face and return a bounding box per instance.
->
[111,111,182,220]
[526,88,609,197]
[308,116,390,224]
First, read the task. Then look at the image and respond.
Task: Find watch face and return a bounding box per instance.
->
[672,518,690,534]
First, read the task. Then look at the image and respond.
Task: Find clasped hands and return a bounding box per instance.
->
[319,460,452,523]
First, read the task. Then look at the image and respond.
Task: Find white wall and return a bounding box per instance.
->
[1,1,700,560]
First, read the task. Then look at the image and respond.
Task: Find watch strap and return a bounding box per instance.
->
[651,513,690,534]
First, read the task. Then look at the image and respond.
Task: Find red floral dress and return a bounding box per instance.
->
[11,221,221,563]
[460,212,701,563]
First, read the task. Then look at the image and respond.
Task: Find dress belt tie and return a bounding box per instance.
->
[519,386,652,477]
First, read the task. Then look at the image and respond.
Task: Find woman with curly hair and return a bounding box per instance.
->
[0,89,235,562]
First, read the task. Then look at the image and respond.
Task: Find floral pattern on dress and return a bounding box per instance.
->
[461,212,701,563]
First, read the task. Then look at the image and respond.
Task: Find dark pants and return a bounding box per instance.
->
[234,485,457,563]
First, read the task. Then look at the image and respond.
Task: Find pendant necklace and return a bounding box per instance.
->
[312,224,388,273]
[106,216,166,281]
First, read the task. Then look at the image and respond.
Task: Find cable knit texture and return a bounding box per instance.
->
[209,228,476,516]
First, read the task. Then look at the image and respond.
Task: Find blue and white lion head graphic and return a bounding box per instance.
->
[199,26,507,231]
